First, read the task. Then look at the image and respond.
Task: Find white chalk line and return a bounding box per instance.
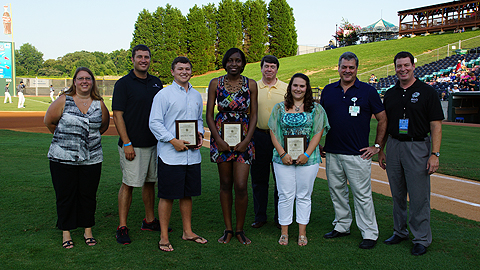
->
[433,174,480,186]
[372,162,480,187]
[318,165,480,208]
[25,98,51,105]
[370,178,480,207]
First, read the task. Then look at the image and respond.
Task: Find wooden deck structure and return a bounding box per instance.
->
[399,0,480,36]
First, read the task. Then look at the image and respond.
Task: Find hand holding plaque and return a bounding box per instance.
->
[284,135,307,163]
[175,120,198,149]
[222,122,242,149]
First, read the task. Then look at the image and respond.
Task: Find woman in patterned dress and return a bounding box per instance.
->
[206,48,258,245]
[44,67,110,249]
[268,73,329,246]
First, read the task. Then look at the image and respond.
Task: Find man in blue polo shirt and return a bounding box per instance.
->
[320,52,387,249]
[112,44,164,244]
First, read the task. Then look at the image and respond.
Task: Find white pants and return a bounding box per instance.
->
[273,163,319,226]
[325,153,378,240]
[17,92,25,108]
[50,91,55,101]
[4,92,11,103]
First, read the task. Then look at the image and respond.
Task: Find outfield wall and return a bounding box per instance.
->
[12,77,118,96]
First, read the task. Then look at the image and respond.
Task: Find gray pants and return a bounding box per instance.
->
[386,136,432,247]
[326,153,379,240]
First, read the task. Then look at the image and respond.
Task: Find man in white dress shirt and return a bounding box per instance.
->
[149,56,207,252]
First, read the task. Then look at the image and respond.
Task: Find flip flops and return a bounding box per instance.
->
[158,242,174,252]
[181,236,208,244]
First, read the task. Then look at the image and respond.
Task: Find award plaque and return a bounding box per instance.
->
[176,120,198,149]
[222,122,242,148]
[284,135,307,162]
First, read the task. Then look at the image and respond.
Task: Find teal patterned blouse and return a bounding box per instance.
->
[268,102,329,166]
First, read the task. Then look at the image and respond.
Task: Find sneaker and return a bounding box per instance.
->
[141,218,160,231]
[141,218,173,232]
[116,226,131,245]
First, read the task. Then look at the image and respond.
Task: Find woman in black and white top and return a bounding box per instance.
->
[44,67,109,249]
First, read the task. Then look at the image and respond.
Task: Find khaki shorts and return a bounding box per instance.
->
[118,145,157,187]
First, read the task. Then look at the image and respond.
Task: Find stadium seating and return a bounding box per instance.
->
[370,52,480,98]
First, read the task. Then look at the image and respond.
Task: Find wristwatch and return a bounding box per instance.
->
[374,143,381,149]
[431,152,440,157]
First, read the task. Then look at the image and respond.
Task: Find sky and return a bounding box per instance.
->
[2,0,443,60]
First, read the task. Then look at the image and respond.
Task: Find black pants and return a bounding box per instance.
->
[250,129,279,223]
[50,161,101,230]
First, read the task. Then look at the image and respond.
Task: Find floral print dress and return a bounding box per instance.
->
[210,75,254,164]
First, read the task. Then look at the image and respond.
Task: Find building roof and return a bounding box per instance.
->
[398,0,468,14]
[364,19,396,29]
[358,19,398,33]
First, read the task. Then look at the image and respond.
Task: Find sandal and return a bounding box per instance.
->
[278,234,288,245]
[218,230,234,244]
[298,235,308,246]
[181,235,208,244]
[235,231,251,245]
[84,236,97,246]
[158,242,174,252]
[62,240,74,249]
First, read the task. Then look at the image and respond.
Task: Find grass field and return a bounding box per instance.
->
[2,31,480,268]
[0,130,479,269]
[1,96,57,111]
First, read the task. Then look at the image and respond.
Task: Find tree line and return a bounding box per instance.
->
[15,43,131,77]
[131,0,297,81]
[15,0,297,80]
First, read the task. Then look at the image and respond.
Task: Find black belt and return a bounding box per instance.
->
[256,127,270,134]
[390,135,426,141]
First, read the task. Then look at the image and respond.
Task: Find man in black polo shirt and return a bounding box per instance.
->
[379,51,444,256]
[112,44,164,244]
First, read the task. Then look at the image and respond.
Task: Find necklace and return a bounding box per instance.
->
[294,103,303,112]
[75,95,91,107]
[224,76,243,93]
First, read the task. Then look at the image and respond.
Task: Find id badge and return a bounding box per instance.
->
[349,106,360,116]
[399,119,409,134]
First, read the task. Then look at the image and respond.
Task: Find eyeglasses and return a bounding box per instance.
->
[77,77,92,81]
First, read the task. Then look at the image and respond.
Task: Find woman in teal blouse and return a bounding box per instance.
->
[268,73,329,246]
